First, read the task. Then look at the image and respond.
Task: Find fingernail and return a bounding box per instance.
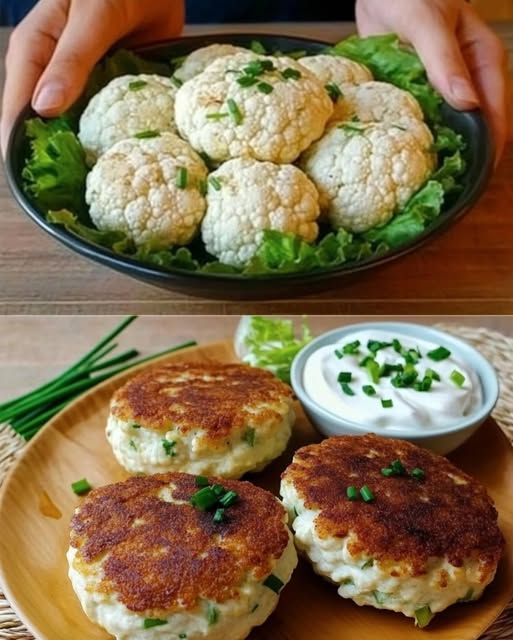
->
[449,77,480,107]
[33,82,66,113]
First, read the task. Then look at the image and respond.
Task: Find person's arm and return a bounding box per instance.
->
[1,0,185,154]
[356,0,508,164]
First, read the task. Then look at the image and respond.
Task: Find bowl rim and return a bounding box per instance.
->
[291,320,500,438]
[5,33,494,289]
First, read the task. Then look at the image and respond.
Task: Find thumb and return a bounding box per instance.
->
[31,4,125,117]
[398,11,480,110]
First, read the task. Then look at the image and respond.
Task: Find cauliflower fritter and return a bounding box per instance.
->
[78,74,178,164]
[86,132,208,248]
[201,157,320,267]
[175,53,333,164]
[175,44,249,82]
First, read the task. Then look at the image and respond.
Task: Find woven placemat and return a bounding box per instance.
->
[1,323,513,640]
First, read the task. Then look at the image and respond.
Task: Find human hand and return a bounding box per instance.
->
[1,0,184,155]
[356,0,508,165]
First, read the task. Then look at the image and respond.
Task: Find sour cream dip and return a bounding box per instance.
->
[302,329,482,430]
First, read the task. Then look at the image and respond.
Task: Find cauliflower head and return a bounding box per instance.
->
[331,80,424,124]
[174,43,249,82]
[78,74,178,164]
[175,53,333,164]
[299,54,372,88]
[201,157,320,266]
[86,132,208,248]
[301,122,436,233]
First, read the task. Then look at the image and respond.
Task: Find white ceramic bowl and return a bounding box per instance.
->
[291,321,499,455]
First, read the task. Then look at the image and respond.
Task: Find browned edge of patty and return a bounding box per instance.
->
[281,434,504,575]
[110,362,292,438]
[70,472,290,613]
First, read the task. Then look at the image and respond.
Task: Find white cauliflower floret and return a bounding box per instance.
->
[175,43,249,82]
[79,74,178,164]
[86,132,208,248]
[175,53,333,164]
[201,157,320,266]
[332,80,424,124]
[299,54,372,88]
[301,121,435,233]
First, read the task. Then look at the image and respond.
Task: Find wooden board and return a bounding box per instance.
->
[0,340,512,640]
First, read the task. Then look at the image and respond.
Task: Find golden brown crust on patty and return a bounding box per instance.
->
[70,472,289,613]
[282,434,504,575]
[110,362,292,439]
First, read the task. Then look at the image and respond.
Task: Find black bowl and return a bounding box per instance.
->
[6,33,493,300]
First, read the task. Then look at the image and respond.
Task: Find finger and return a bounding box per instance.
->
[31,2,128,117]
[397,7,480,110]
[0,0,66,156]
[458,9,508,165]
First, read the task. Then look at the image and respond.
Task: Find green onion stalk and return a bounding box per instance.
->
[0,316,196,440]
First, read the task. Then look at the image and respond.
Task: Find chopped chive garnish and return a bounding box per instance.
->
[361,559,374,569]
[237,75,259,87]
[134,130,160,139]
[365,359,381,384]
[362,385,376,396]
[458,588,474,602]
[425,368,441,381]
[211,483,225,497]
[257,81,273,94]
[190,486,219,511]
[411,468,425,481]
[373,590,387,604]
[359,355,374,367]
[343,340,360,355]
[243,427,256,447]
[219,490,238,507]
[213,507,225,523]
[392,339,403,353]
[209,176,222,191]
[128,80,148,91]
[293,506,299,517]
[391,368,418,388]
[207,603,219,625]
[179,634,187,639]
[176,167,188,189]
[367,339,392,354]
[360,485,375,503]
[171,75,183,88]
[198,178,208,196]
[346,486,358,501]
[143,618,167,629]
[325,81,343,102]
[341,577,355,586]
[129,439,137,451]
[450,370,465,387]
[427,346,451,361]
[250,40,267,54]
[338,123,365,134]
[390,459,406,475]
[414,605,434,628]
[381,399,393,409]
[132,423,141,429]
[341,382,355,396]
[206,112,229,120]
[334,349,344,359]
[351,114,361,122]
[337,371,352,383]
[413,376,433,392]
[71,478,91,495]
[381,468,394,477]
[404,348,421,364]
[282,67,302,80]
[263,574,284,594]
[380,363,404,377]
[195,475,209,487]
[162,439,176,456]
[227,98,243,124]
[251,603,260,613]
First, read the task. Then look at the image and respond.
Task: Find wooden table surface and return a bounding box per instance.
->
[2,314,513,403]
[1,22,512,315]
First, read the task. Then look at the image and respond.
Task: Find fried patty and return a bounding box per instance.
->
[282,434,503,574]
[106,362,295,478]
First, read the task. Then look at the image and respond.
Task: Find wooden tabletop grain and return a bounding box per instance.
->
[1,22,512,315]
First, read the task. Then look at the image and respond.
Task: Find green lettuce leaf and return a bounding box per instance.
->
[23,118,89,219]
[331,34,441,122]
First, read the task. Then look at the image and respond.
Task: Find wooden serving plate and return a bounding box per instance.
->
[0,340,512,640]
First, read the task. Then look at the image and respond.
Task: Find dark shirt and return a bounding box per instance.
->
[0,0,355,26]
